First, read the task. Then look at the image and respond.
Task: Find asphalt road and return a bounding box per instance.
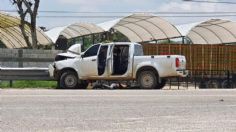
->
[1,89,236,132]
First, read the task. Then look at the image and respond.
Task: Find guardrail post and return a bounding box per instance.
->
[18,49,23,68]
[9,80,13,87]
[186,76,189,89]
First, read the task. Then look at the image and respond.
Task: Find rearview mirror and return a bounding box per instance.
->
[81,53,84,58]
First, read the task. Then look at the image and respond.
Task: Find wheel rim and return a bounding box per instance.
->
[222,80,232,88]
[64,74,77,88]
[207,80,218,88]
[141,73,154,88]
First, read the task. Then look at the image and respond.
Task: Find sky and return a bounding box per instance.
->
[1,0,236,29]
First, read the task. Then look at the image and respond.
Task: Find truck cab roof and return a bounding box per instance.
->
[96,42,140,46]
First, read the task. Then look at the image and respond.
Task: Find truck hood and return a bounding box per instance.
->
[57,52,81,58]
[56,43,82,58]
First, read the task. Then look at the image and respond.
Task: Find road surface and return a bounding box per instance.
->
[1,89,236,132]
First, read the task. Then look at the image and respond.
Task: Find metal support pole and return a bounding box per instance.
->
[186,76,189,89]
[92,34,95,44]
[82,36,85,51]
[18,49,23,68]
[227,70,231,88]
[177,77,180,90]
[51,44,55,50]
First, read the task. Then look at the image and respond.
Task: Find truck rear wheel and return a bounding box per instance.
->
[137,70,158,89]
[60,71,78,89]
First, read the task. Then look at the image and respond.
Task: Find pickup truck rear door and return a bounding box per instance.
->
[108,44,133,78]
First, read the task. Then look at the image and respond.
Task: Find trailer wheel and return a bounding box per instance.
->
[206,80,218,88]
[221,80,233,89]
[60,71,78,89]
[137,70,157,89]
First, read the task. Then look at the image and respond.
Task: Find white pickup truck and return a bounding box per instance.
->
[49,42,187,89]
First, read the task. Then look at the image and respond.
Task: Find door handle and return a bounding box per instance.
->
[91,59,96,61]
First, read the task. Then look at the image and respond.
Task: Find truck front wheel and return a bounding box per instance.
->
[137,70,158,89]
[60,71,78,89]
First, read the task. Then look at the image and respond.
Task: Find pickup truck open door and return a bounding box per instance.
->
[108,44,133,78]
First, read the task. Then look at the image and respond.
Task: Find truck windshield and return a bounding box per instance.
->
[134,45,144,56]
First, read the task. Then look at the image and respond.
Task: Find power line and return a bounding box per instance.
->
[1,9,236,14]
[183,0,236,4]
[36,15,236,18]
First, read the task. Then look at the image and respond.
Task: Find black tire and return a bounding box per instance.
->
[199,81,207,89]
[221,80,233,89]
[60,71,78,89]
[207,80,219,89]
[156,79,167,89]
[137,70,158,89]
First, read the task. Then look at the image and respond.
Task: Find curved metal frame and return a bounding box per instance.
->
[0,12,52,48]
[196,26,223,44]
[189,30,210,44]
[114,15,181,41]
[115,25,144,42]
[188,19,236,44]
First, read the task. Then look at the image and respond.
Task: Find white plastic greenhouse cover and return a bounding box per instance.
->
[47,14,182,43]
[98,13,182,42]
[186,19,236,44]
[46,23,105,43]
[0,12,52,48]
[45,26,68,43]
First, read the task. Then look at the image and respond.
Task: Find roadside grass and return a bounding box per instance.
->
[0,80,57,89]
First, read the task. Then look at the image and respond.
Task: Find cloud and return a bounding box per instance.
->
[156,1,236,24]
[158,1,217,12]
[158,0,236,12]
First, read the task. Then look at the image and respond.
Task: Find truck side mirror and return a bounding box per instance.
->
[81,53,84,58]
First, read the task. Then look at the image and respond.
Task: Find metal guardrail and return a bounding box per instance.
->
[0,67,52,81]
[167,70,236,89]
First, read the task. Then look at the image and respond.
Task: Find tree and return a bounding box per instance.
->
[11,0,40,49]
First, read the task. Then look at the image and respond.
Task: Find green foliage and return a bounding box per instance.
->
[83,36,93,50]
[37,43,54,49]
[67,31,130,51]
[112,31,129,42]
[102,40,112,43]
[0,81,57,89]
[68,35,94,51]
[158,40,175,44]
